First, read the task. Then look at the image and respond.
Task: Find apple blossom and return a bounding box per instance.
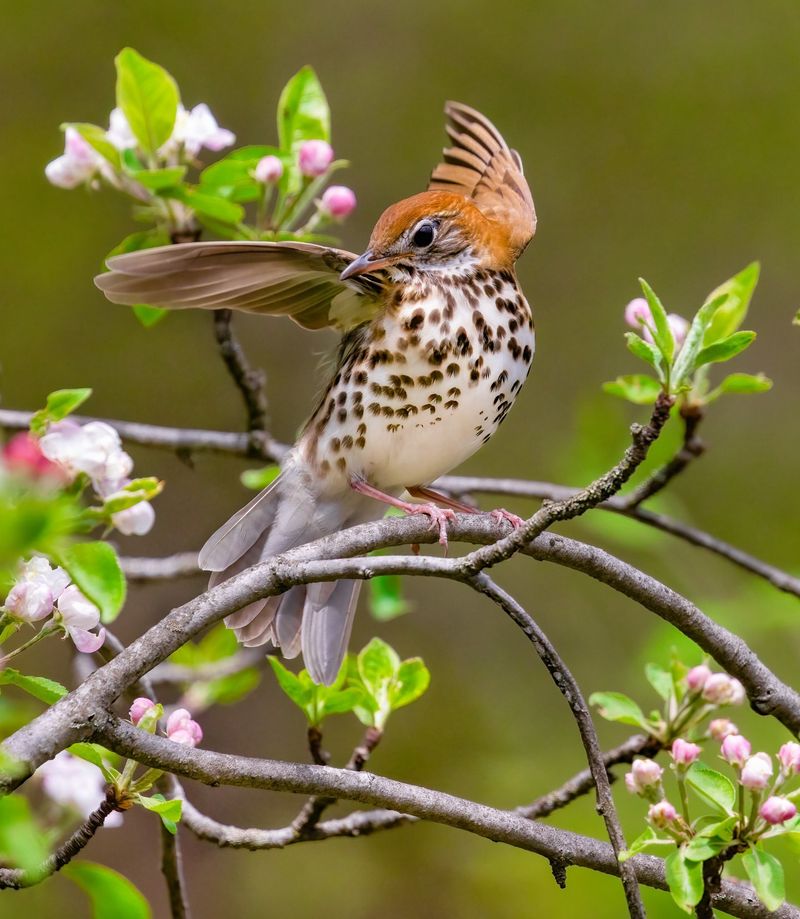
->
[702,673,746,706]
[45,128,103,189]
[623,298,689,348]
[36,751,122,827]
[2,433,62,479]
[320,185,356,220]
[709,719,738,741]
[778,742,800,776]
[174,103,235,156]
[254,155,283,184]
[740,752,773,790]
[166,708,203,747]
[298,139,334,177]
[760,796,797,826]
[625,757,663,794]
[671,738,701,766]
[112,498,156,536]
[721,733,751,766]
[56,585,105,653]
[129,697,157,726]
[3,557,70,623]
[40,419,134,494]
[647,800,678,828]
[106,108,137,151]
[686,664,711,692]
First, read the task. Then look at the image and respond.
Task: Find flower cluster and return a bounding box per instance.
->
[130,697,203,748]
[3,556,105,652]
[40,419,154,535]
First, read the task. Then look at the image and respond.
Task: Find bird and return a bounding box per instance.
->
[95,102,537,684]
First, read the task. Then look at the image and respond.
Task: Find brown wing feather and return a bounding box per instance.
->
[94,241,382,331]
[428,102,536,255]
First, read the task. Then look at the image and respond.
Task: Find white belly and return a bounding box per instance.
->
[304,274,534,495]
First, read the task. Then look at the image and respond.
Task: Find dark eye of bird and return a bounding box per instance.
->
[411,222,436,248]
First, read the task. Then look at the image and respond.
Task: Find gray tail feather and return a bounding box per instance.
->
[201,471,362,684]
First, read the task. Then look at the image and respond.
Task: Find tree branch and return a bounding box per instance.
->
[160,818,191,919]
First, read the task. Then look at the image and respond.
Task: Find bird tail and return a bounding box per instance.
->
[200,468,362,685]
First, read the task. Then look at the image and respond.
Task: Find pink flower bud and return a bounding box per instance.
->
[648,799,678,828]
[686,665,711,692]
[702,673,746,706]
[709,719,738,741]
[778,742,800,776]
[759,796,797,826]
[298,140,334,177]
[166,708,203,747]
[112,500,155,536]
[320,185,356,219]
[626,758,663,794]
[671,738,702,766]
[2,433,63,480]
[668,314,689,348]
[254,155,283,183]
[129,697,157,726]
[721,733,751,766]
[740,752,773,790]
[624,298,651,330]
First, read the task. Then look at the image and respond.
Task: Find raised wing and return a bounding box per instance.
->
[428,102,536,255]
[94,240,383,332]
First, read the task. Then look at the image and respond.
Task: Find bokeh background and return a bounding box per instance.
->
[2,2,799,916]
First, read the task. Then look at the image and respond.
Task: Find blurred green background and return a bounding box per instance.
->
[2,1,799,916]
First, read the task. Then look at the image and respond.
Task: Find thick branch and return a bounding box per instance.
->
[91,720,796,919]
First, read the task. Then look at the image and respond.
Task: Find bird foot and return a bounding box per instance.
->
[400,501,456,547]
[489,508,525,529]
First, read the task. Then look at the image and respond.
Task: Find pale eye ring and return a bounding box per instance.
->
[411,221,437,248]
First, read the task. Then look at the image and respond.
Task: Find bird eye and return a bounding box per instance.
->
[411,221,436,248]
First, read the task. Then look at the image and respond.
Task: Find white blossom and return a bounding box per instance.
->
[45,128,104,189]
[56,585,105,653]
[36,751,122,827]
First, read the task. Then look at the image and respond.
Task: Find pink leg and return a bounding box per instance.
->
[408,485,524,531]
[351,477,455,547]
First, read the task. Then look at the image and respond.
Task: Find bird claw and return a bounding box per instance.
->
[403,502,455,548]
[489,508,525,529]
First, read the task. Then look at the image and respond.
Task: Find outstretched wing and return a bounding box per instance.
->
[428,102,536,255]
[94,240,383,332]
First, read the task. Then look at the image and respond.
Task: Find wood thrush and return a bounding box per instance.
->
[96,103,537,683]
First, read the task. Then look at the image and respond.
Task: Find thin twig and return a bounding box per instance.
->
[0,788,121,889]
[211,309,271,458]
[160,819,191,919]
[518,734,662,819]
[470,574,645,918]
[622,406,705,509]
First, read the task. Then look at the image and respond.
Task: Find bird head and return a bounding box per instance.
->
[339,190,514,282]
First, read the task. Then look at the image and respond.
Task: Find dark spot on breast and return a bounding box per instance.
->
[368,402,381,416]
[405,310,425,331]
[447,386,461,397]
[330,437,341,452]
[491,370,509,392]
[429,393,442,404]
[523,345,533,363]
[320,459,330,474]
[387,422,402,432]
[421,404,435,414]
[355,371,367,385]
[342,435,354,449]
[470,369,480,383]
[429,308,441,324]
[336,457,347,472]
[381,405,395,417]
[444,400,459,410]
[337,409,347,423]
[446,362,460,377]
[337,392,347,405]
[430,370,443,382]
[356,436,366,449]
[354,404,364,419]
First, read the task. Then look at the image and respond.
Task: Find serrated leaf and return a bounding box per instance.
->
[703,262,760,344]
[639,279,675,363]
[686,761,736,815]
[588,691,651,730]
[58,541,126,623]
[30,388,92,435]
[390,658,430,709]
[742,846,785,912]
[694,331,756,368]
[115,47,179,155]
[602,374,662,405]
[64,861,152,919]
[62,122,121,169]
[665,849,704,912]
[0,669,67,704]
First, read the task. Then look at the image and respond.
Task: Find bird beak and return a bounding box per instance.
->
[340,250,408,280]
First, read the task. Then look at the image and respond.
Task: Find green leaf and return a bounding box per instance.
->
[277,66,330,197]
[320,686,364,717]
[127,165,187,190]
[625,333,662,375]
[671,292,729,386]
[686,761,736,815]
[30,388,92,435]
[62,123,121,169]
[703,262,760,345]
[602,374,662,405]
[115,47,179,155]
[358,637,400,699]
[69,742,109,770]
[132,306,168,327]
[268,656,313,709]
[694,331,756,368]
[390,658,430,709]
[240,465,281,491]
[639,278,675,363]
[0,794,49,878]
[708,372,773,400]
[0,669,67,704]
[618,827,675,861]
[164,186,245,224]
[588,691,651,730]
[368,572,410,621]
[644,663,674,702]
[64,861,152,919]
[135,792,182,834]
[683,834,731,862]
[58,541,126,623]
[665,849,704,913]
[742,846,785,912]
